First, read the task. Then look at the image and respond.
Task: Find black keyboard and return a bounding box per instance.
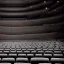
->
[0,40,64,64]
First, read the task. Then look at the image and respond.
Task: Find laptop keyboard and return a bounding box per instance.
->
[0,40,64,64]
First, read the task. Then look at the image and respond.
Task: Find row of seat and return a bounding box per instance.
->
[0,0,64,40]
[0,41,63,64]
[0,40,63,48]
[0,24,62,34]
[0,15,64,26]
[0,57,63,63]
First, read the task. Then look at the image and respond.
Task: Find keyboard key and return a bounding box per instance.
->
[31,57,49,62]
[2,58,15,62]
[16,58,28,62]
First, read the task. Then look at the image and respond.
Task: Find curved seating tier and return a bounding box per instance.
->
[0,0,64,40]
